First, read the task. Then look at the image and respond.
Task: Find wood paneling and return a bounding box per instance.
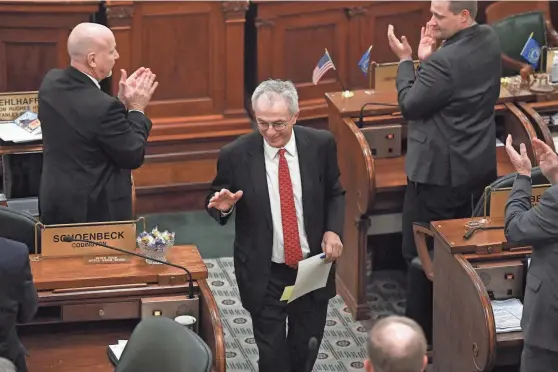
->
[251,1,431,122]
[106,1,251,142]
[0,1,98,92]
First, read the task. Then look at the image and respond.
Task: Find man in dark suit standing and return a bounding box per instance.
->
[387,0,502,342]
[504,135,558,372]
[206,79,345,372]
[0,238,38,372]
[38,22,158,225]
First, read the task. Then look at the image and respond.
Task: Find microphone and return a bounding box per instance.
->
[305,337,319,372]
[61,236,195,299]
[357,102,400,128]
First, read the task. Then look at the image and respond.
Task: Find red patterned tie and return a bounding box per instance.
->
[278,148,303,268]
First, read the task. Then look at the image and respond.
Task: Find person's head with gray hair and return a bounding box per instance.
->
[0,358,16,372]
[364,316,428,372]
[251,79,300,148]
[67,22,120,81]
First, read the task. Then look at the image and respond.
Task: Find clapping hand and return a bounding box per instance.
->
[387,24,412,61]
[208,188,244,212]
[532,138,558,184]
[118,68,159,112]
[418,22,437,61]
[505,134,532,177]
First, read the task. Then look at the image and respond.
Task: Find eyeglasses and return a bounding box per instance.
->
[256,113,295,131]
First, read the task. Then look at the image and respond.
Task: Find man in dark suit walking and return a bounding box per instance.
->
[0,238,38,372]
[206,79,345,372]
[387,0,502,342]
[504,135,558,372]
[38,22,158,225]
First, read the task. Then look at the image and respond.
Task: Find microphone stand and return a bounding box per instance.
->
[357,102,400,128]
[61,236,195,299]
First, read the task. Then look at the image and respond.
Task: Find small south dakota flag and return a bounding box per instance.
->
[358,45,372,75]
[520,32,542,69]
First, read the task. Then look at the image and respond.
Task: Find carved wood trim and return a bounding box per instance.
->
[106,5,133,20]
[255,17,275,28]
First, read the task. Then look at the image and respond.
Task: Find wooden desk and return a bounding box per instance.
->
[431,218,529,372]
[18,245,225,372]
[326,88,542,320]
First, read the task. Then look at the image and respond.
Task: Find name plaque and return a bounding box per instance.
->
[0,91,39,121]
[488,184,550,218]
[37,220,141,258]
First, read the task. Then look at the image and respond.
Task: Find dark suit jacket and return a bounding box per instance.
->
[38,67,152,225]
[396,24,502,187]
[0,238,38,372]
[505,175,558,352]
[206,126,345,314]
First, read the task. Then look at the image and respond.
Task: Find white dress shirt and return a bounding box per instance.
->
[263,131,310,263]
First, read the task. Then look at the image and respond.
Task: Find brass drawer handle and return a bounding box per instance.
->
[99,309,105,317]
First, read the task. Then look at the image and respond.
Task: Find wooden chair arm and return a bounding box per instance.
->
[545,19,558,46]
[131,174,137,219]
[412,222,434,281]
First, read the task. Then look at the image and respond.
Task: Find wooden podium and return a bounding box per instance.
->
[18,245,225,372]
[326,88,547,320]
[431,218,528,371]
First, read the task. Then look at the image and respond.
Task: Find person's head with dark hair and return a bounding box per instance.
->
[364,316,428,372]
[429,0,477,41]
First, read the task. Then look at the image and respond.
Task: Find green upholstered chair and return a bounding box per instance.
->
[492,11,547,77]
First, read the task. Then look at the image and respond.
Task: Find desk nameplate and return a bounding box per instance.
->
[488,184,550,218]
[0,91,38,121]
[36,219,144,259]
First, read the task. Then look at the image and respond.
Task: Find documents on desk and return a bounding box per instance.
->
[0,111,42,143]
[280,254,332,303]
[492,298,523,333]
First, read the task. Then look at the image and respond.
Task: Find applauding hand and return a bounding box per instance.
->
[387,24,412,61]
[208,188,244,212]
[532,138,558,184]
[505,134,532,177]
[418,22,437,61]
[118,68,159,112]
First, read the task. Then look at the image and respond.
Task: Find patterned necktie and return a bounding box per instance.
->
[278,148,302,267]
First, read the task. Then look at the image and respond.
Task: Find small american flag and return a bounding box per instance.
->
[312,51,335,85]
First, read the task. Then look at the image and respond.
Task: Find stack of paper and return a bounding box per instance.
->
[108,340,128,361]
[491,298,523,333]
[0,111,41,143]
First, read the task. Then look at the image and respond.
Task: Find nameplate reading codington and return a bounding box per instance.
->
[40,222,136,258]
[0,91,39,121]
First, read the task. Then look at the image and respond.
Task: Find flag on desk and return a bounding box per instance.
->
[358,45,372,76]
[312,51,335,85]
[520,32,542,69]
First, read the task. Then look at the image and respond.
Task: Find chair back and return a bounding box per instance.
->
[491,12,547,77]
[115,316,212,372]
[472,167,549,217]
[0,206,38,254]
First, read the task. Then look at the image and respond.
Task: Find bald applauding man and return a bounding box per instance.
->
[38,22,158,224]
[365,316,428,372]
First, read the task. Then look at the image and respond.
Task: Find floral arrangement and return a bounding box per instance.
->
[137,227,175,262]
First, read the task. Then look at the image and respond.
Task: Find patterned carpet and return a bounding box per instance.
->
[204,257,406,371]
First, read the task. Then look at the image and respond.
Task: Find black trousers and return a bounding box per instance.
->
[401,176,490,344]
[250,262,329,372]
[520,344,558,372]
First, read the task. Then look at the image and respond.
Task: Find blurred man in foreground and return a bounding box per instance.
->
[39,22,158,225]
[387,0,501,343]
[0,238,38,372]
[504,135,558,372]
[365,316,428,372]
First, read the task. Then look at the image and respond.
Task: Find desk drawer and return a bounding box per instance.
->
[62,301,139,322]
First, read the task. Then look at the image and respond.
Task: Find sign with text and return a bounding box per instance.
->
[0,91,39,121]
[374,61,420,92]
[489,184,550,218]
[40,221,137,258]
